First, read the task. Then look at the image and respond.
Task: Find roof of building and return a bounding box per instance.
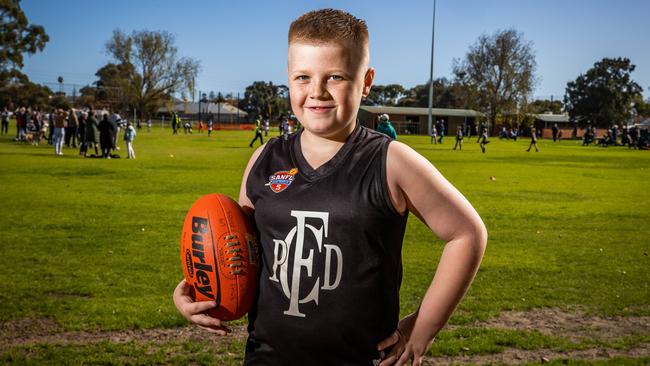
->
[359,106,485,118]
[534,113,571,123]
[158,102,247,116]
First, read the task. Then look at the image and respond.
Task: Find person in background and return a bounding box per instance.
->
[77,111,87,155]
[172,112,179,134]
[123,121,137,159]
[84,110,100,157]
[526,126,539,152]
[98,113,114,158]
[65,109,79,148]
[53,109,67,155]
[430,123,438,144]
[0,107,9,135]
[207,118,213,137]
[376,113,397,139]
[249,116,264,147]
[478,127,489,153]
[453,125,463,150]
[47,109,55,144]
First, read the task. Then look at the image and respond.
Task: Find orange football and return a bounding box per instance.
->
[180,193,259,321]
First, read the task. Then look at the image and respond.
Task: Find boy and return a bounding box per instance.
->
[174,9,486,366]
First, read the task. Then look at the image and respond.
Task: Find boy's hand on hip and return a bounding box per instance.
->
[377,313,431,366]
[172,280,231,335]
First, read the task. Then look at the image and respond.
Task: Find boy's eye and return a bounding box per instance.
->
[329,75,344,81]
[295,75,309,81]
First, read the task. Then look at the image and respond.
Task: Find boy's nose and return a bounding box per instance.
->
[309,80,330,99]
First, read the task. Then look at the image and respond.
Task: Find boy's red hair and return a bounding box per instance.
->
[289,8,369,49]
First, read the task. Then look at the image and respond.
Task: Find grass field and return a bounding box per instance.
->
[0,125,648,365]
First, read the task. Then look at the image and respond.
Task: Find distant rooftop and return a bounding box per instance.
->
[534,113,571,123]
[360,106,485,118]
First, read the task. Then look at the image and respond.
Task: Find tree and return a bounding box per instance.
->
[242,81,289,120]
[564,57,643,127]
[366,84,405,105]
[634,97,650,118]
[0,81,52,109]
[99,29,200,118]
[453,29,537,127]
[0,0,49,82]
[396,78,478,110]
[93,62,137,111]
[0,0,50,106]
[528,99,564,114]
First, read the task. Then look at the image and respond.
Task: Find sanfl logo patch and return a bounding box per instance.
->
[266,168,298,193]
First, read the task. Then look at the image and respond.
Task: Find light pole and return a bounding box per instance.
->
[427,0,437,137]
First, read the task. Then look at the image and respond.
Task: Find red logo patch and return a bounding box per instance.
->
[266,168,298,193]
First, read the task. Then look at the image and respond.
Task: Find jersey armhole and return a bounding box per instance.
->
[245,138,277,205]
[380,140,407,217]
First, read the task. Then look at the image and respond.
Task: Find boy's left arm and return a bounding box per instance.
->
[378,141,488,366]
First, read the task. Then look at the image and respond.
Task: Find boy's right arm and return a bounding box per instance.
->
[172,144,266,334]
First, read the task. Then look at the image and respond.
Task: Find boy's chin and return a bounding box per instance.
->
[303,119,355,138]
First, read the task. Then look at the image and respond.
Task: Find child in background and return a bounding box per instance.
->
[124,122,137,159]
[479,127,490,153]
[174,9,487,366]
[526,127,539,152]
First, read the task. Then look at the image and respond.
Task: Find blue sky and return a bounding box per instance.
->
[21,0,650,100]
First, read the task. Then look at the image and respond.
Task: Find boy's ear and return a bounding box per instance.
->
[362,67,375,97]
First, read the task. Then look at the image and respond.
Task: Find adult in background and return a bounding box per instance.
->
[84,110,100,157]
[376,113,397,139]
[53,109,67,155]
[15,107,25,141]
[65,109,79,148]
[30,109,42,145]
[207,118,213,137]
[47,109,55,144]
[478,127,490,153]
[552,123,559,142]
[453,126,463,150]
[77,111,87,155]
[171,112,179,134]
[98,113,114,158]
[249,116,264,147]
[123,121,136,159]
[611,124,619,146]
[477,121,487,143]
[1,107,9,134]
[109,112,121,150]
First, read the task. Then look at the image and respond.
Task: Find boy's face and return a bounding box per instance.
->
[288,41,373,138]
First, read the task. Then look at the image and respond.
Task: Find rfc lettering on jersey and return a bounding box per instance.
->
[269,210,343,317]
[265,168,298,193]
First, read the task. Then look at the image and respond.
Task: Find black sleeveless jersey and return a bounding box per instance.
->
[244,123,409,366]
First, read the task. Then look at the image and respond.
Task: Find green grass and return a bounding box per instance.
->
[0,126,648,364]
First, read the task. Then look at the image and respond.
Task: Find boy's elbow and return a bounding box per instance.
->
[475,223,488,254]
[463,221,487,258]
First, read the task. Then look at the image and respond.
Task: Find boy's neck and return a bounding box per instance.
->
[301,119,356,144]
[299,120,356,170]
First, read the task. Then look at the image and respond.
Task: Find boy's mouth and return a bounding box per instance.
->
[306,106,335,113]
